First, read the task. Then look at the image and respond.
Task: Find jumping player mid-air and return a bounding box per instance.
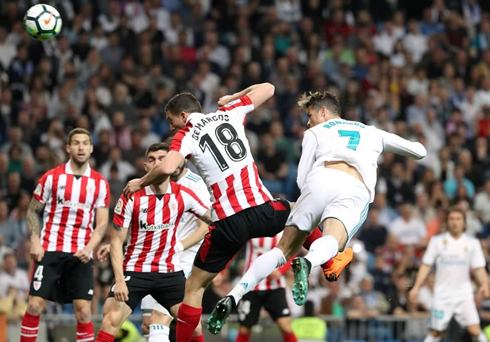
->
[122,83,326,342]
[207,90,427,333]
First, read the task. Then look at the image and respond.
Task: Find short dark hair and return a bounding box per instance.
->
[165,93,202,116]
[298,90,341,117]
[446,206,466,223]
[145,142,169,159]
[68,128,92,145]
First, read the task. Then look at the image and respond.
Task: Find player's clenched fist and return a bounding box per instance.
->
[113,281,129,302]
[30,239,45,262]
[123,178,142,198]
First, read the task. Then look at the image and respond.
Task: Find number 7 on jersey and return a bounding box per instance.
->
[338,130,360,151]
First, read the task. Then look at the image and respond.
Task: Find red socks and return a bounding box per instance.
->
[20,312,40,341]
[95,331,114,342]
[176,304,202,342]
[282,332,298,342]
[77,322,94,341]
[191,334,205,342]
[303,226,322,250]
[236,331,251,342]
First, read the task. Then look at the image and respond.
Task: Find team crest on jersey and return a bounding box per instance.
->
[34,184,42,197]
[115,199,124,215]
[33,281,42,291]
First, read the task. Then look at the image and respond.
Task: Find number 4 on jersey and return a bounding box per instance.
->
[338,130,360,151]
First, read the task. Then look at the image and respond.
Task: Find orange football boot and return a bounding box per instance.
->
[322,248,354,282]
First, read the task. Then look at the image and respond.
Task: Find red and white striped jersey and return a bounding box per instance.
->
[244,232,287,291]
[113,182,208,273]
[170,95,272,221]
[33,162,110,253]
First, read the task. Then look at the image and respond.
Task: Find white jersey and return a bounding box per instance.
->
[175,169,211,274]
[170,96,272,221]
[422,233,486,301]
[298,119,427,201]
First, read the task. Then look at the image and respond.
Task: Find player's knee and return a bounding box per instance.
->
[239,326,252,335]
[102,311,123,332]
[429,329,443,338]
[27,297,45,316]
[150,311,172,326]
[276,318,293,334]
[75,306,92,323]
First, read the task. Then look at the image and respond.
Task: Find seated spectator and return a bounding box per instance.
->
[358,275,390,314]
[0,254,29,301]
[2,172,22,212]
[413,192,436,224]
[0,201,19,247]
[257,134,288,195]
[444,165,475,199]
[475,179,490,230]
[100,147,135,182]
[388,203,427,247]
[359,208,388,254]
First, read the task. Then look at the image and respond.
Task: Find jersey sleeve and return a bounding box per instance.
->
[470,239,486,269]
[193,180,212,208]
[180,186,209,218]
[422,237,438,266]
[33,171,53,204]
[170,125,194,159]
[378,129,427,160]
[113,195,134,229]
[95,178,110,208]
[217,95,254,125]
[297,130,318,190]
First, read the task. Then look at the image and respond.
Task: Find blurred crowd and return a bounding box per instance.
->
[1,0,490,337]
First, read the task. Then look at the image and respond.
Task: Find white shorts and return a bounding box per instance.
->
[286,168,370,240]
[429,297,480,331]
[140,262,193,316]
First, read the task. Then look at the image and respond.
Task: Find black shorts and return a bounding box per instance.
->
[237,288,291,327]
[29,252,94,303]
[108,271,185,312]
[194,199,291,273]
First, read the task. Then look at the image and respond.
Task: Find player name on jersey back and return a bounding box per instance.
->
[190,113,230,141]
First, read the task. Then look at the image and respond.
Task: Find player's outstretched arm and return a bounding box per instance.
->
[27,197,45,262]
[123,151,184,197]
[218,82,275,109]
[177,217,209,253]
[75,207,109,263]
[379,130,427,160]
[110,224,129,302]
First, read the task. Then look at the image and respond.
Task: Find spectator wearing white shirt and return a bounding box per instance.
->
[408,69,429,96]
[100,148,135,182]
[98,0,120,33]
[0,27,16,70]
[138,118,160,149]
[373,21,398,57]
[403,20,427,63]
[474,179,490,228]
[200,31,230,72]
[475,77,490,107]
[461,86,481,126]
[164,12,193,46]
[388,203,427,247]
[0,254,29,301]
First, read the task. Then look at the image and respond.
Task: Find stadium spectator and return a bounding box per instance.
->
[388,203,427,247]
[0,254,29,302]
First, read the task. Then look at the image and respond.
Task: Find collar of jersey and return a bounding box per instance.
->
[144,183,173,196]
[65,161,91,177]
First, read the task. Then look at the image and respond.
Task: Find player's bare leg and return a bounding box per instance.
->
[95,298,132,341]
[208,226,308,334]
[176,266,217,341]
[276,317,297,342]
[73,299,94,341]
[20,296,46,341]
[467,324,487,342]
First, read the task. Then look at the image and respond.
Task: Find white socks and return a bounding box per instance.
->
[472,332,487,342]
[148,324,170,342]
[424,334,441,342]
[228,247,286,304]
[304,235,339,268]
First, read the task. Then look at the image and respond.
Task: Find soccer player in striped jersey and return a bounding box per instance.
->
[96,143,212,342]
[20,128,110,342]
[123,83,296,342]
[236,232,297,342]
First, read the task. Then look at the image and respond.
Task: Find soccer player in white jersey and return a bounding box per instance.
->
[96,143,211,342]
[207,90,427,332]
[408,207,489,342]
[123,83,319,341]
[236,232,298,342]
[20,128,110,342]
